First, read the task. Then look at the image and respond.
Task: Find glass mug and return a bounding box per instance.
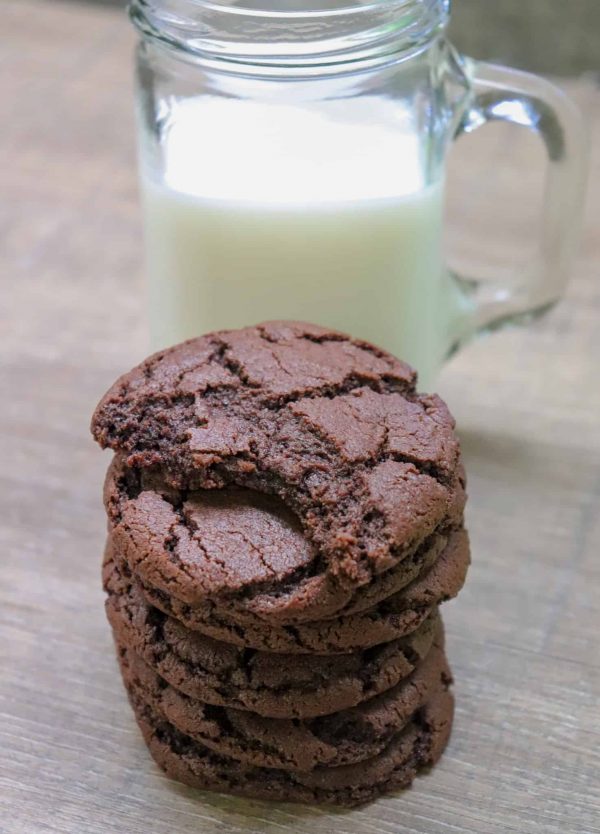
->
[130,0,587,385]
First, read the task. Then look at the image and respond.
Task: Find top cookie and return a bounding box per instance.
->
[92,322,463,611]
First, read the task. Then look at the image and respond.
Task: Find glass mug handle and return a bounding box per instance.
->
[447,59,588,354]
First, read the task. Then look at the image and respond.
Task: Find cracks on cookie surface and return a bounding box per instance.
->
[94,327,462,602]
[111,455,459,630]
[210,339,261,390]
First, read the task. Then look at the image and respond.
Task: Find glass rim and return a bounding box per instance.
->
[130,0,450,73]
[170,0,434,21]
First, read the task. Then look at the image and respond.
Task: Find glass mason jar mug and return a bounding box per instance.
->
[130,0,587,384]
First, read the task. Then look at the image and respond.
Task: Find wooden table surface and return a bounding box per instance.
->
[2,2,599,832]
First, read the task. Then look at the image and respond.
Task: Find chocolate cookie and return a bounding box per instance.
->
[128,685,454,807]
[104,554,440,719]
[117,634,451,771]
[105,454,465,630]
[107,528,469,653]
[92,322,465,623]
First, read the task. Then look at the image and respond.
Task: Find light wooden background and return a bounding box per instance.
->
[1,2,599,833]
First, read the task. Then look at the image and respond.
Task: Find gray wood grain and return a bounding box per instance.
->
[450,0,600,75]
[1,2,599,832]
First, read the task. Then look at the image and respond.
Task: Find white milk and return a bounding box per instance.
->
[141,97,448,382]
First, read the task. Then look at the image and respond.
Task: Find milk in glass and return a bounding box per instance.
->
[141,96,447,381]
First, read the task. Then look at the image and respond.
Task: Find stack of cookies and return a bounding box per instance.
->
[91,321,469,807]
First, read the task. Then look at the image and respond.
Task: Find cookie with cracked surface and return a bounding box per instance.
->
[117,634,451,772]
[104,554,440,719]
[104,454,465,631]
[92,322,465,622]
[127,684,454,807]
[105,527,469,653]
